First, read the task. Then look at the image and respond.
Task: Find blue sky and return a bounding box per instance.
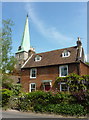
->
[2,2,87,60]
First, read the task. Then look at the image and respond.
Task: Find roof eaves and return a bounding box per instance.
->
[22,61,79,69]
[21,54,33,69]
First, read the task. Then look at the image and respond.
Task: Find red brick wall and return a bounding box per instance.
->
[21,63,79,92]
[79,62,89,75]
[68,63,79,75]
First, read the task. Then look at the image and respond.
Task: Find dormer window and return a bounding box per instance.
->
[35,55,41,62]
[62,50,70,57]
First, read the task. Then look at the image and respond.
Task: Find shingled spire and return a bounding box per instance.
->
[17,14,30,53]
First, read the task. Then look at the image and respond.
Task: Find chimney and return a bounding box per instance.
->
[28,47,36,57]
[77,37,82,47]
[76,37,84,61]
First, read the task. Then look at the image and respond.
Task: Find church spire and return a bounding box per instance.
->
[17,14,30,53]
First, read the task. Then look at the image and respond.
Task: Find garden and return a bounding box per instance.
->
[0,74,89,117]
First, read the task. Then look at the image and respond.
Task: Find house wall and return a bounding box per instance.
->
[21,63,79,92]
[79,62,89,75]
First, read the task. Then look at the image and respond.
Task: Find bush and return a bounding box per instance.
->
[11,84,22,96]
[52,92,74,104]
[0,89,88,116]
[17,93,32,111]
[27,91,53,106]
[0,89,13,107]
[33,103,86,116]
[54,103,86,116]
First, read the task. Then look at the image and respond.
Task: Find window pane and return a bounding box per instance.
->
[31,84,35,88]
[31,69,36,78]
[61,66,67,76]
[61,84,68,91]
[30,83,36,92]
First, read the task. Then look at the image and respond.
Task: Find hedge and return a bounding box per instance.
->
[34,103,86,116]
[1,90,89,116]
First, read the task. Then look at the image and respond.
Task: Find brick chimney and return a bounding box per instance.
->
[76,37,84,62]
[28,47,36,57]
[77,37,82,47]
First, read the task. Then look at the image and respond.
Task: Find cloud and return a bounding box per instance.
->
[25,3,73,45]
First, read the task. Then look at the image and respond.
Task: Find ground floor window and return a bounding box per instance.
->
[42,81,52,91]
[30,83,36,92]
[60,82,69,91]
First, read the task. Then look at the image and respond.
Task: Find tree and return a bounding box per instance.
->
[0,19,17,89]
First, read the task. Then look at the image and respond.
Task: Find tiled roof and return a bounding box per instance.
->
[22,46,78,68]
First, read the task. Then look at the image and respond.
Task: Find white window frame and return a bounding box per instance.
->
[59,65,68,77]
[29,83,36,92]
[62,51,70,57]
[60,82,69,92]
[30,68,37,78]
[35,55,41,62]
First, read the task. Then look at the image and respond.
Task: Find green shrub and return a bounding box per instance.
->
[0,89,13,107]
[44,104,55,113]
[54,103,86,116]
[34,104,55,113]
[34,104,45,113]
[33,103,86,116]
[17,93,32,111]
[52,92,74,104]
[11,84,22,96]
[0,89,88,116]
[27,91,53,106]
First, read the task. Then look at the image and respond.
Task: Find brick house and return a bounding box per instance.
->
[15,15,89,92]
[21,39,89,92]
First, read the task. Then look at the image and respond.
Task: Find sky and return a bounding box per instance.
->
[2,2,88,61]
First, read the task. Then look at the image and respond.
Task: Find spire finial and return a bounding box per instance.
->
[27,13,28,17]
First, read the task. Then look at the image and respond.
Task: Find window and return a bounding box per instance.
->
[62,50,70,57]
[30,68,37,78]
[59,65,68,77]
[35,55,41,62]
[60,83,69,91]
[30,83,36,92]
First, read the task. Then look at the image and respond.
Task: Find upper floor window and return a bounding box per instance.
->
[30,68,37,78]
[35,55,41,62]
[59,65,68,77]
[62,50,70,57]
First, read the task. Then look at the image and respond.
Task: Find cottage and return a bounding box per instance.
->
[15,15,89,92]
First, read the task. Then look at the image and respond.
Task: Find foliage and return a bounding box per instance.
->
[55,73,89,92]
[71,90,89,113]
[34,103,86,116]
[11,84,22,96]
[27,91,53,106]
[52,92,74,104]
[54,103,86,116]
[17,93,32,111]
[82,75,89,90]
[0,89,13,107]
[1,19,16,74]
[67,73,86,92]
[1,19,17,89]
[1,90,89,116]
[2,74,14,89]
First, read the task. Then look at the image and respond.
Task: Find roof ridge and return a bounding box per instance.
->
[36,46,77,55]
